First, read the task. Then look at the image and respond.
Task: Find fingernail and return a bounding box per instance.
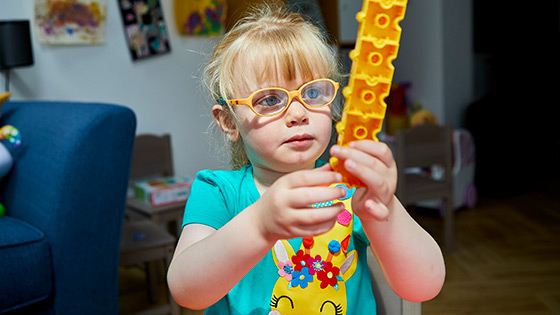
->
[331,145,340,155]
[335,173,342,182]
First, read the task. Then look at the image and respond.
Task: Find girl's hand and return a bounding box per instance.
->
[329,141,398,222]
[252,164,347,242]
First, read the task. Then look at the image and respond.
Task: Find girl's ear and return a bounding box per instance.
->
[212,104,240,142]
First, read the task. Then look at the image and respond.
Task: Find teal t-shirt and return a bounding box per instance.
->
[182,162,377,314]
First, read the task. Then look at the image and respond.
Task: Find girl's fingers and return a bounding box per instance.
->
[316,163,333,172]
[331,141,395,169]
[290,221,338,238]
[366,199,389,221]
[289,186,347,208]
[290,203,345,227]
[330,146,380,176]
[343,159,384,191]
[330,141,396,199]
[343,159,395,204]
[349,141,395,168]
[284,168,342,189]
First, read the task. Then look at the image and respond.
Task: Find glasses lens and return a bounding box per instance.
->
[301,80,335,107]
[251,89,289,116]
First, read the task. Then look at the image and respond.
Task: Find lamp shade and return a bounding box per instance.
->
[0,20,34,70]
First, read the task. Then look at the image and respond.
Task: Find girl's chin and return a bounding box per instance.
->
[275,155,322,171]
[250,145,327,172]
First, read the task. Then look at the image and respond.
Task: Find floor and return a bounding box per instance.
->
[119,263,203,315]
[118,186,560,314]
[416,186,560,314]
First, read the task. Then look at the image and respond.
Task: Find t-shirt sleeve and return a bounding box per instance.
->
[352,213,371,247]
[182,170,233,230]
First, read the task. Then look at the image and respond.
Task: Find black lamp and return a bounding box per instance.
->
[0,20,34,92]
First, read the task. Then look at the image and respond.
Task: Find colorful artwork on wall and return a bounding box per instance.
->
[118,0,171,61]
[34,0,107,45]
[174,0,226,36]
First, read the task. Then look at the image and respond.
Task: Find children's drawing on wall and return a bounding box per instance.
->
[34,0,107,45]
[174,0,226,36]
[118,0,171,61]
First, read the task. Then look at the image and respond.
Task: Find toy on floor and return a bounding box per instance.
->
[0,92,22,216]
[330,0,408,187]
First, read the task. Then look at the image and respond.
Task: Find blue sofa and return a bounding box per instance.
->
[0,101,136,314]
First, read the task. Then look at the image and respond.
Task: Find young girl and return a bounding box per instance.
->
[168,4,445,314]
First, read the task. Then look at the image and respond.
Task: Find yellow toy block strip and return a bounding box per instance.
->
[330,0,408,187]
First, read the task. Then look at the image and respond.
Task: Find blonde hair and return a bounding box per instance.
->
[205,3,341,169]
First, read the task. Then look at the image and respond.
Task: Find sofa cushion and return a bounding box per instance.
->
[0,216,53,312]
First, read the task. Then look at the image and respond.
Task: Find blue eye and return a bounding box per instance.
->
[262,95,282,106]
[251,89,288,115]
[304,88,320,99]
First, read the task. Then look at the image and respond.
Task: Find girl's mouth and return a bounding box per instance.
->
[284,134,314,147]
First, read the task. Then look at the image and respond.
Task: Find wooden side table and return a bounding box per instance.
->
[126,198,185,237]
[120,220,180,315]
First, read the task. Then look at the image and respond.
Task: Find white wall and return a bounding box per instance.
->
[392,0,445,123]
[0,0,225,176]
[1,0,474,176]
[338,0,474,128]
[442,0,473,128]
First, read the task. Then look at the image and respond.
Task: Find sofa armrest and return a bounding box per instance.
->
[0,101,136,314]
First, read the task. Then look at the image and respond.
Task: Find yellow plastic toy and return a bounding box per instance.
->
[330,0,408,187]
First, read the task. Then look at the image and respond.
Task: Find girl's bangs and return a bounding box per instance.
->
[234,30,330,90]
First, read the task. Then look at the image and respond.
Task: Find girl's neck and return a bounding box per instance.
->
[252,166,285,195]
[251,162,315,195]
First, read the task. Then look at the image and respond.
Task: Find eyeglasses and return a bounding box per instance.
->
[225,78,339,117]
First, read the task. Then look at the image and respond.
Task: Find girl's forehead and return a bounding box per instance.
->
[237,69,301,91]
[232,55,327,96]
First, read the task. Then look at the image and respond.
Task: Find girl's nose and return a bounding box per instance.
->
[284,99,309,126]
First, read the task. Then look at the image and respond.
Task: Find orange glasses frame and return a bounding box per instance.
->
[226,78,340,117]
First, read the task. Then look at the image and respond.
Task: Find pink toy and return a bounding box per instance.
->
[452,129,477,209]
